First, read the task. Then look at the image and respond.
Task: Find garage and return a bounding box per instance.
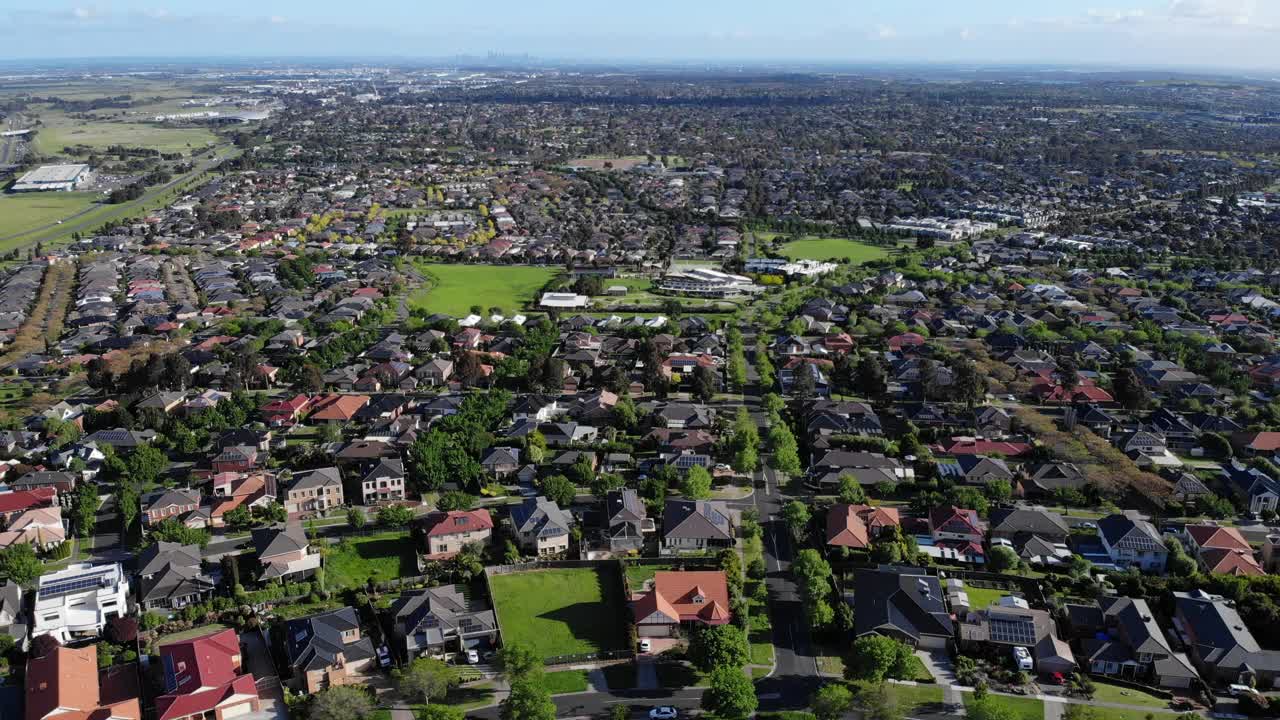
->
[221,701,254,719]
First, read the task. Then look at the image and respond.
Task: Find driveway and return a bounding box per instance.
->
[916,649,964,707]
[241,629,280,681]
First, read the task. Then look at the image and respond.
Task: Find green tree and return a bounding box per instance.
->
[224,505,253,531]
[346,507,367,529]
[845,635,913,682]
[436,491,476,511]
[967,697,1018,720]
[838,474,868,504]
[538,474,577,507]
[612,396,639,432]
[498,644,541,681]
[692,365,717,403]
[309,686,373,720]
[782,499,811,541]
[812,683,855,720]
[377,504,415,527]
[987,545,1020,574]
[681,465,713,500]
[149,519,211,548]
[689,623,749,672]
[0,543,41,587]
[126,445,169,486]
[418,706,465,720]
[394,657,460,705]
[71,482,99,537]
[701,665,757,719]
[501,678,555,720]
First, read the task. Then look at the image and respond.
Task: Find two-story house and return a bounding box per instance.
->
[142,488,202,527]
[390,585,498,660]
[508,497,572,557]
[31,562,130,643]
[360,459,406,505]
[156,628,261,720]
[283,467,344,515]
[418,510,494,560]
[1098,512,1168,572]
[252,525,321,581]
[605,488,650,553]
[137,541,215,612]
[1065,596,1198,689]
[284,607,376,693]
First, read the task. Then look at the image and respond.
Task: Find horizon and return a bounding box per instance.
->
[3,0,1280,73]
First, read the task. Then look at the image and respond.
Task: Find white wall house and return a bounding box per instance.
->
[32,563,130,643]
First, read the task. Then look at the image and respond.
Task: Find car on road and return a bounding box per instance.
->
[1077,521,1097,530]
[638,639,652,653]
[649,708,678,720]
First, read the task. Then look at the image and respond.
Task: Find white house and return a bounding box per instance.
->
[32,562,130,643]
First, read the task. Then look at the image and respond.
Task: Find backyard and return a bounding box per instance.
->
[409,262,560,318]
[323,530,418,590]
[963,583,1016,609]
[488,567,629,660]
[1088,680,1173,709]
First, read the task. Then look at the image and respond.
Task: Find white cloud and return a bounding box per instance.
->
[875,24,896,39]
[959,27,973,40]
[270,15,287,24]
[72,7,92,19]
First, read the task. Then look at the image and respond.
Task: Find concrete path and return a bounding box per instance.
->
[1043,696,1067,720]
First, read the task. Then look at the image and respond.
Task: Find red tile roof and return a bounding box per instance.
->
[421,509,494,538]
[1186,524,1252,552]
[634,571,732,626]
[0,487,57,513]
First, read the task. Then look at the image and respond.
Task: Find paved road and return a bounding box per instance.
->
[469,688,704,720]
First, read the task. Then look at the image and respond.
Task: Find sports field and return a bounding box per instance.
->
[775,236,890,264]
[409,262,560,317]
[0,192,100,239]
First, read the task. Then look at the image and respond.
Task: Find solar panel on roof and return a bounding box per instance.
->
[989,617,1036,646]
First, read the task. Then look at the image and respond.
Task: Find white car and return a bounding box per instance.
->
[649,708,678,720]
[639,639,652,653]
[1229,684,1258,698]
[466,649,480,664]
[1012,646,1033,671]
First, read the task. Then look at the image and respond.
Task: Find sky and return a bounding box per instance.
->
[2,0,1280,71]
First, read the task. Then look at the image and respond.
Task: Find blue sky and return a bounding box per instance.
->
[3,0,1279,70]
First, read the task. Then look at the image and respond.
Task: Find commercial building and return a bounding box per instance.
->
[12,164,91,192]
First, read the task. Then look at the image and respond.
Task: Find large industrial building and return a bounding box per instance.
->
[11,163,91,192]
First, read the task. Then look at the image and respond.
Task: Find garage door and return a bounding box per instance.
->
[221,702,253,718]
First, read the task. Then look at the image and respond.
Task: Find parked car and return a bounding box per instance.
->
[639,639,652,653]
[649,708,678,720]
[376,645,391,668]
[1012,646,1033,671]
[466,649,480,664]
[1229,684,1259,698]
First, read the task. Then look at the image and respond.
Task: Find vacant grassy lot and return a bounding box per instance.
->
[33,109,217,155]
[0,192,100,239]
[883,682,946,711]
[775,236,890,264]
[324,531,417,590]
[409,262,560,318]
[965,693,1045,720]
[488,567,629,660]
[542,669,589,694]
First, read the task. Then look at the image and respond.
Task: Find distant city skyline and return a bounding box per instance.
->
[2,0,1280,72]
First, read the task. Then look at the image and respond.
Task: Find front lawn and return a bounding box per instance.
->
[323,531,417,590]
[965,693,1045,720]
[883,682,946,711]
[488,567,629,661]
[409,262,560,317]
[543,669,589,694]
[898,654,934,682]
[1088,681,1172,709]
[623,562,676,591]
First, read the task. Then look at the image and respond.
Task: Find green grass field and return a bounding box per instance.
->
[775,236,890,264]
[542,669,590,694]
[409,262,560,317]
[488,567,629,661]
[32,108,217,156]
[963,583,1015,609]
[623,562,677,590]
[0,192,101,238]
[883,682,946,711]
[965,694,1045,720]
[324,531,418,590]
[1088,681,1172,709]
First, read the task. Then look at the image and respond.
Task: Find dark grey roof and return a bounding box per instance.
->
[253,524,309,559]
[853,566,954,642]
[137,541,201,577]
[285,607,375,672]
[391,585,496,653]
[289,467,342,492]
[989,508,1069,538]
[510,496,572,537]
[1098,513,1164,552]
[1174,591,1280,673]
[662,499,732,541]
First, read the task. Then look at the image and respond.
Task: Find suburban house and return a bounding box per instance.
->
[0,506,65,551]
[927,505,986,564]
[285,607,377,693]
[1098,512,1168,572]
[988,507,1072,566]
[605,488,650,553]
[24,644,141,720]
[142,488,202,527]
[825,503,901,550]
[1183,524,1263,576]
[156,628,261,720]
[661,499,735,556]
[509,497,572,556]
[958,596,1076,676]
[360,459,406,505]
[1221,461,1280,517]
[252,525,321,581]
[632,570,731,637]
[31,562,130,643]
[1174,590,1280,690]
[480,447,521,478]
[211,446,259,475]
[283,467,344,515]
[390,585,499,660]
[137,542,215,612]
[417,509,494,560]
[852,566,954,649]
[938,455,1013,486]
[307,394,371,425]
[1065,596,1199,689]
